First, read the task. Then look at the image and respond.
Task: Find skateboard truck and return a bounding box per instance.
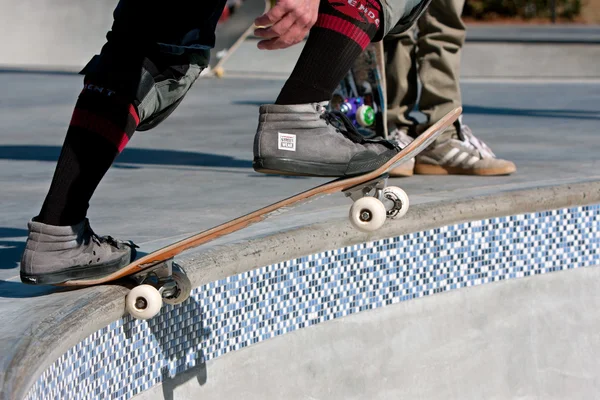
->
[343,174,410,232]
[125,259,192,320]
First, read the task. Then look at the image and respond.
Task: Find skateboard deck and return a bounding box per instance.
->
[60,107,461,319]
[330,42,387,139]
[211,0,276,77]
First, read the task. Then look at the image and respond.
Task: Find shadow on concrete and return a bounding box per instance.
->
[0,68,78,76]
[0,279,57,298]
[463,105,600,121]
[0,146,252,169]
[123,295,211,400]
[248,173,310,180]
[231,100,270,107]
[0,228,27,270]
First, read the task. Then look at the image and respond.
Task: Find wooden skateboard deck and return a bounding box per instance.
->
[211,0,276,77]
[61,106,461,288]
[330,42,387,139]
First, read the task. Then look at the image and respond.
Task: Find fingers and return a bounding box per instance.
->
[254,0,319,50]
[257,20,306,50]
[254,3,287,27]
[254,12,295,40]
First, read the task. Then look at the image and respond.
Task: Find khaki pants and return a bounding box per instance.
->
[384,0,466,129]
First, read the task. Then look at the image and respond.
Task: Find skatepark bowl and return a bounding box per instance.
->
[1,11,600,398]
[3,182,599,400]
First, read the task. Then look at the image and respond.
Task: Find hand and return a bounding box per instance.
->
[254,0,320,50]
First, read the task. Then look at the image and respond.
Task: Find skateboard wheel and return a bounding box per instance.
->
[126,284,162,320]
[213,67,224,78]
[356,105,375,127]
[163,263,192,305]
[383,186,410,219]
[349,197,386,232]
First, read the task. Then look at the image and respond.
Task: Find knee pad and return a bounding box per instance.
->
[135,52,208,131]
[389,0,432,35]
[80,50,209,131]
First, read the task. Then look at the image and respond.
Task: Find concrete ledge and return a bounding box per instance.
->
[2,179,599,399]
[181,179,600,285]
[461,42,600,78]
[466,24,600,44]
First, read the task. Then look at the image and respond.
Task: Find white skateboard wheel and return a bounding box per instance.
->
[163,264,192,305]
[213,66,225,78]
[356,105,375,127]
[349,197,387,232]
[126,284,162,320]
[383,186,410,219]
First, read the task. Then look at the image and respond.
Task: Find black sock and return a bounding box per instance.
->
[37,83,139,226]
[276,0,382,105]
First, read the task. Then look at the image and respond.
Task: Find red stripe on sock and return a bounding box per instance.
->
[315,15,371,49]
[70,106,138,152]
[128,104,140,125]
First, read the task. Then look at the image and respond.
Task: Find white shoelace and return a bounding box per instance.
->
[388,128,414,148]
[459,123,496,159]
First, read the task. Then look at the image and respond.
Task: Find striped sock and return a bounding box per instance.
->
[276,0,382,105]
[37,83,139,226]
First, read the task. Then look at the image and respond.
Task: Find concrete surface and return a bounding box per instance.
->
[1,75,599,282]
[1,68,599,398]
[136,266,600,400]
[3,181,600,400]
[1,0,598,79]
[220,37,600,79]
[1,17,600,399]
[0,0,118,69]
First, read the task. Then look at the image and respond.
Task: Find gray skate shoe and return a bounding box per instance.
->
[20,219,137,285]
[253,102,401,177]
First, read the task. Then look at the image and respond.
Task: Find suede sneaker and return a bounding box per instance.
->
[415,118,516,176]
[20,218,137,285]
[253,102,401,177]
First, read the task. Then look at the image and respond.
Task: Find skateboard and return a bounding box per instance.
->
[59,107,462,320]
[330,42,388,139]
[211,0,276,77]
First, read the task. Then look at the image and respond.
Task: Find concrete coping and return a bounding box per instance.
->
[3,179,600,400]
[465,24,600,44]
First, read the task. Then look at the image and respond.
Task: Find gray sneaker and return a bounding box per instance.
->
[20,219,137,285]
[253,102,400,177]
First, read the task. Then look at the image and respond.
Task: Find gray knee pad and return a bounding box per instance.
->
[80,49,209,132]
[136,51,209,131]
[381,0,433,38]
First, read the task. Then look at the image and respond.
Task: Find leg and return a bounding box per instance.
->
[276,0,384,105]
[253,0,430,177]
[412,0,516,175]
[21,0,227,285]
[384,26,419,130]
[384,25,420,177]
[416,0,466,128]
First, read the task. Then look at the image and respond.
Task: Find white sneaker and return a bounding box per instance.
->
[415,117,516,176]
[388,126,415,177]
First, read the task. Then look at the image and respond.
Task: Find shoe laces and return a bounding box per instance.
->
[83,219,135,250]
[457,123,496,159]
[319,108,397,150]
[388,127,414,148]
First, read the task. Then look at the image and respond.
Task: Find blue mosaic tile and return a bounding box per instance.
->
[25,205,600,399]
